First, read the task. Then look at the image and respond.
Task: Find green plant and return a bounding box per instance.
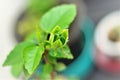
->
[3,4,76,79]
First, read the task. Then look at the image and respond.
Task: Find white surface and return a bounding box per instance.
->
[95,11,120,57]
[0,0,26,80]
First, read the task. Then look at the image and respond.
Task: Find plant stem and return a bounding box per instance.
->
[51,70,55,80]
[43,50,49,64]
[43,50,56,80]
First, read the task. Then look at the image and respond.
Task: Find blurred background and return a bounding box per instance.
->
[0,0,120,80]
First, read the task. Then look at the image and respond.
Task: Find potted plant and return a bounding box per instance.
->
[3,4,79,80]
[15,0,87,67]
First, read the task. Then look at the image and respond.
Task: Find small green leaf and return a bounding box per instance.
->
[52,39,63,48]
[37,63,53,80]
[51,26,61,34]
[49,45,73,59]
[51,26,68,45]
[28,0,56,14]
[47,26,69,49]
[49,33,54,43]
[43,64,53,74]
[55,63,66,72]
[46,54,57,64]
[40,4,76,32]
[3,41,35,66]
[11,63,23,78]
[23,43,44,74]
[60,29,68,45]
[45,41,51,50]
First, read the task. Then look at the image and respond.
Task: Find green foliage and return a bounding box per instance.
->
[43,64,53,74]
[40,4,76,32]
[11,63,23,78]
[55,63,66,72]
[46,26,68,49]
[3,4,77,79]
[3,41,35,66]
[49,45,73,59]
[23,44,44,74]
[46,54,57,64]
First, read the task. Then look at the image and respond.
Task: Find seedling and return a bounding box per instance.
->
[3,4,76,80]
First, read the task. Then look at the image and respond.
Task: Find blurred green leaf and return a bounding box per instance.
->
[11,63,23,78]
[43,64,53,74]
[3,41,35,66]
[49,45,73,59]
[17,14,40,38]
[39,73,51,80]
[36,26,42,42]
[28,0,57,14]
[23,43,44,74]
[40,4,76,32]
[55,63,66,72]
[46,54,57,64]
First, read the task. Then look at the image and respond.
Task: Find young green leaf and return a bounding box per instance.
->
[37,64,53,80]
[60,29,68,45]
[3,41,35,66]
[11,63,23,78]
[46,54,57,64]
[55,63,66,72]
[47,26,69,49]
[23,43,44,74]
[51,39,63,49]
[51,26,68,46]
[43,64,53,74]
[49,45,73,59]
[40,4,76,32]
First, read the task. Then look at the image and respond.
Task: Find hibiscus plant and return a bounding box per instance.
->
[3,4,76,80]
